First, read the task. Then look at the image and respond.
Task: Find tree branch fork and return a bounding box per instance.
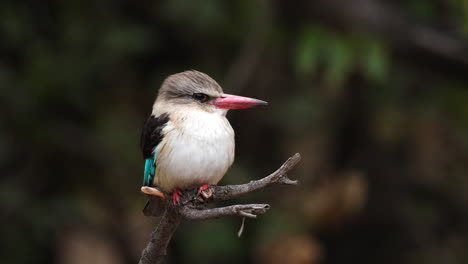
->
[139,153,301,264]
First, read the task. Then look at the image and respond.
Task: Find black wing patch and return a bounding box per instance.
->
[140,113,170,158]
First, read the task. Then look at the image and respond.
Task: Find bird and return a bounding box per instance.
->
[140,70,267,210]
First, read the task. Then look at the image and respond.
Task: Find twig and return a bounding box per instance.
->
[138,153,301,264]
[211,153,301,201]
[180,204,270,220]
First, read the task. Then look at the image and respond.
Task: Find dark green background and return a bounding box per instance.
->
[2,0,468,263]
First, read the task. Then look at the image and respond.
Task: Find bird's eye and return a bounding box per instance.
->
[192,93,210,103]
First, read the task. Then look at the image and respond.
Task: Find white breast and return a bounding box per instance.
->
[153,110,235,191]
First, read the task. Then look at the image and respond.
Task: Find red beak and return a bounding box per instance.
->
[209,94,268,109]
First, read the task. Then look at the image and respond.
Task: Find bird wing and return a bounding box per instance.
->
[140,112,170,186]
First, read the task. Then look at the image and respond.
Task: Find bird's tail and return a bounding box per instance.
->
[143,198,165,216]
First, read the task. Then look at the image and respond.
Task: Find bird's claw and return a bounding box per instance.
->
[197,184,213,202]
[172,189,182,205]
[200,188,213,199]
[141,186,166,201]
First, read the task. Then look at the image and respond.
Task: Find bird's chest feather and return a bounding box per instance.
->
[154,111,235,191]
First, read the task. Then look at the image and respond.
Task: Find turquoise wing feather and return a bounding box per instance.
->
[143,152,157,186]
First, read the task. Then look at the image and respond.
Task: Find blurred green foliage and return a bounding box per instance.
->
[296,25,389,85]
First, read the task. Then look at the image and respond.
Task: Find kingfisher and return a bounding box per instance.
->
[140,70,267,209]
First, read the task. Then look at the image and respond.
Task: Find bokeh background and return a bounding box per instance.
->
[2,0,468,263]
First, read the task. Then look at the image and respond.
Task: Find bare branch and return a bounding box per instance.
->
[138,207,181,264]
[180,204,270,220]
[210,153,301,201]
[139,153,301,264]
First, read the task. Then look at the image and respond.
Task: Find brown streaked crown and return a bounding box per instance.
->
[157,70,223,101]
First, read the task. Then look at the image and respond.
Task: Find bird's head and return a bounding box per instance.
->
[155,70,267,115]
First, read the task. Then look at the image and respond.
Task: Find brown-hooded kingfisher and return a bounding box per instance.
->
[140,70,267,208]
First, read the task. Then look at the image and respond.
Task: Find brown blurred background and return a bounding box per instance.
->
[2,0,468,263]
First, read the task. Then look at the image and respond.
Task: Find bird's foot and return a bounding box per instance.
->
[198,184,210,192]
[197,184,213,201]
[141,186,166,201]
[172,188,182,205]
